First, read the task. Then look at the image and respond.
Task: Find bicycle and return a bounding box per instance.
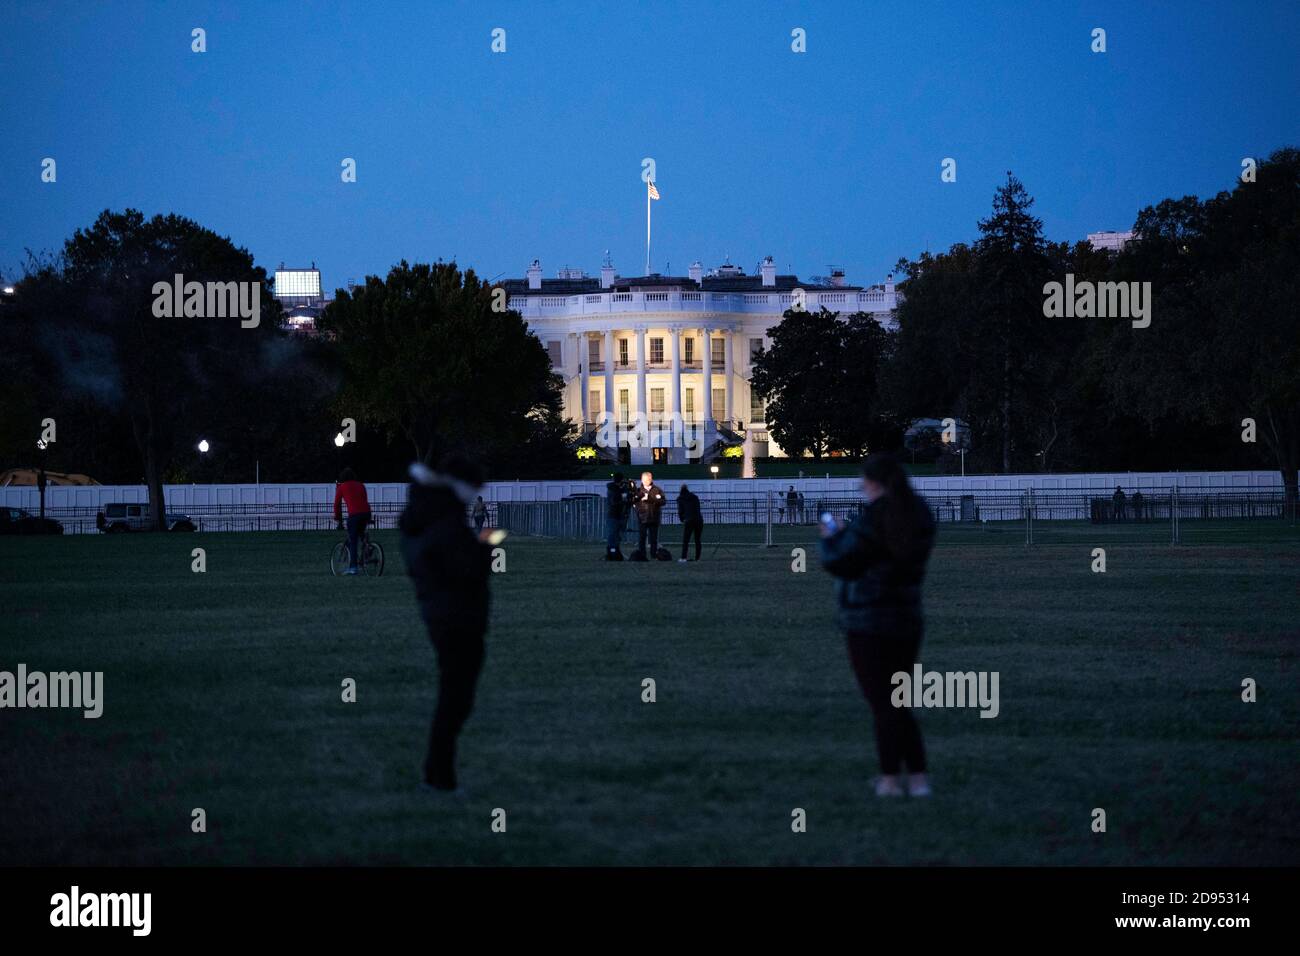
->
[331,523,385,577]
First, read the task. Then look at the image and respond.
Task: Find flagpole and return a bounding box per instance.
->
[645,182,651,275]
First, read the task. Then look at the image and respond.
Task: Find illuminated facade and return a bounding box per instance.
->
[501,257,900,463]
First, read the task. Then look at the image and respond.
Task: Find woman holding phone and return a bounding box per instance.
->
[819,454,936,798]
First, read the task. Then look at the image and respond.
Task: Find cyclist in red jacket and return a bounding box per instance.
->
[333,468,373,575]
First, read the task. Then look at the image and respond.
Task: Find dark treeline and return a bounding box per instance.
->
[750,147,1298,505]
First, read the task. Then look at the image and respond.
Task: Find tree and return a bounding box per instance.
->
[321,261,573,468]
[1102,147,1300,511]
[749,307,895,458]
[14,210,284,528]
[973,173,1054,471]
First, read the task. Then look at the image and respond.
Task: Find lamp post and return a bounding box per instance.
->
[709,465,719,480]
[35,439,48,518]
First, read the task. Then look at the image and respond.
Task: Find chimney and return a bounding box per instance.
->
[688,261,703,285]
[830,267,846,288]
[760,256,776,288]
[600,251,616,289]
[527,259,542,291]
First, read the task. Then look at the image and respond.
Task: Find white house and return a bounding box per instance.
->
[501,256,900,463]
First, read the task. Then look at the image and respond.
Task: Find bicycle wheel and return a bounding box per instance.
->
[330,542,351,576]
[362,539,385,576]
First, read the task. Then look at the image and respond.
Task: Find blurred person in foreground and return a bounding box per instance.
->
[400,453,497,794]
[819,454,936,798]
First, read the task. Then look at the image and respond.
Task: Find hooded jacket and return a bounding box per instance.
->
[399,469,492,634]
[818,495,935,634]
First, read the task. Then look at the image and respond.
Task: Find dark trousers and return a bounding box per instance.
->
[637,521,659,555]
[425,627,486,790]
[681,518,703,560]
[846,624,926,775]
[346,512,371,568]
[605,516,622,552]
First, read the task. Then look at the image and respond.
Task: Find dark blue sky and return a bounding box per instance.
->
[2,1,1296,292]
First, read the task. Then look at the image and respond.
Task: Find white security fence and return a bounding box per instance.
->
[2,471,1294,541]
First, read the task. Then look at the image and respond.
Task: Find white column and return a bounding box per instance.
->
[701,327,713,427]
[670,325,681,419]
[724,329,734,424]
[636,326,648,421]
[578,333,590,425]
[604,329,615,418]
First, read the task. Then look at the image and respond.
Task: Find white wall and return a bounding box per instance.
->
[1,470,1287,512]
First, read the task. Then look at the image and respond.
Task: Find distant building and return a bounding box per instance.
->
[1087,231,1134,252]
[500,255,900,462]
[273,264,330,331]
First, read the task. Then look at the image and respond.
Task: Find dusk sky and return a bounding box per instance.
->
[2,0,1297,291]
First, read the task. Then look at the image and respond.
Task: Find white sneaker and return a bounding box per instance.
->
[677,558,687,563]
[907,775,932,798]
[874,776,904,798]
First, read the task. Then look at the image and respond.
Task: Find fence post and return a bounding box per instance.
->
[764,489,774,547]
[1171,483,1180,544]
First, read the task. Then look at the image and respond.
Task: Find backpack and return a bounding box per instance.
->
[654,547,672,561]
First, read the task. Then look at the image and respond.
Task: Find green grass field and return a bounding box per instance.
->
[1,527,1297,866]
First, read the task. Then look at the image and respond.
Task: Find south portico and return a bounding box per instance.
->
[568,320,741,464]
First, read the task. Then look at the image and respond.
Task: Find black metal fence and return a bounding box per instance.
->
[15,487,1297,547]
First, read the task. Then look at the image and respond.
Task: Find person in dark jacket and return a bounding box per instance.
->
[605,471,626,557]
[677,484,704,562]
[400,454,496,793]
[819,454,936,798]
[631,470,666,558]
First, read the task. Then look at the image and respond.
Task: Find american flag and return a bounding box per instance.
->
[647,181,660,200]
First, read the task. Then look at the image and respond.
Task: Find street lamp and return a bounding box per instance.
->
[334,433,346,448]
[197,439,210,454]
[710,465,719,479]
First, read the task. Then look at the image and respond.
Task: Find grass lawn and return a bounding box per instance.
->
[1,527,1297,866]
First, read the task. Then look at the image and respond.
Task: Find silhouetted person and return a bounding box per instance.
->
[677,484,703,562]
[820,454,936,798]
[1131,490,1144,522]
[605,471,627,558]
[786,486,799,524]
[472,495,487,532]
[400,454,496,793]
[632,471,666,558]
[1113,485,1127,523]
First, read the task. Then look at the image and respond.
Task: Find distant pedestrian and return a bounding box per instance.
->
[798,491,806,524]
[677,484,704,562]
[333,467,372,575]
[1113,485,1127,523]
[631,471,666,558]
[1131,490,1144,522]
[604,471,627,559]
[472,495,488,532]
[786,486,798,524]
